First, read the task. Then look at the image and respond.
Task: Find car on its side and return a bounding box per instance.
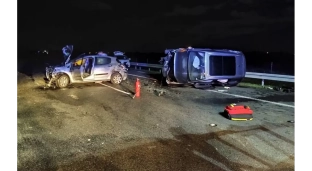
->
[45,45,128,88]
[160,47,246,88]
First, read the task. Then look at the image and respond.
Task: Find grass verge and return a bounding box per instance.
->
[238,78,294,89]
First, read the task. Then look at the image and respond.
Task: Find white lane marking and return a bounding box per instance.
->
[98,82,131,95]
[208,90,295,108]
[128,74,157,81]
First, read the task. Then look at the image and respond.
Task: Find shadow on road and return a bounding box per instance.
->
[18,124,293,171]
[219,111,230,120]
[57,125,293,171]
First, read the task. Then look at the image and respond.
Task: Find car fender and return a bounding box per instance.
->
[52,72,73,83]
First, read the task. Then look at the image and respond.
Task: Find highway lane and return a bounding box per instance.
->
[127,68,295,107]
[17,71,294,170]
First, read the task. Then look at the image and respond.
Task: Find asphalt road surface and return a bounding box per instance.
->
[17,69,294,171]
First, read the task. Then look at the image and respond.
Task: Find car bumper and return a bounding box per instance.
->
[122,72,128,80]
[46,67,52,80]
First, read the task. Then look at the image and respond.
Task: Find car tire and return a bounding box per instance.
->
[159,70,168,87]
[111,72,123,85]
[56,74,70,88]
[228,79,243,87]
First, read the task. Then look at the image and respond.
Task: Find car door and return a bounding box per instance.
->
[93,56,112,80]
[62,45,73,65]
[80,56,95,81]
[70,57,84,81]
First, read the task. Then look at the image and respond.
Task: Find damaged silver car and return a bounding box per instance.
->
[112,51,131,68]
[45,45,128,88]
[160,47,246,88]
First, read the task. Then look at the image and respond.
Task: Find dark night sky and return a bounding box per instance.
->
[18,0,294,53]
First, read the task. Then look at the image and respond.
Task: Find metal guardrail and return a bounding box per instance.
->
[130,62,162,69]
[245,72,294,82]
[129,62,294,84]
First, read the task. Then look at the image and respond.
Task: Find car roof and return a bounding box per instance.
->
[189,48,243,55]
[70,54,117,62]
[167,47,243,55]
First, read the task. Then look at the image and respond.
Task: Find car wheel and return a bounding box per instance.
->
[111,72,123,84]
[160,76,168,87]
[56,74,70,88]
[159,70,168,87]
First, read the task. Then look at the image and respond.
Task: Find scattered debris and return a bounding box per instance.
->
[148,146,156,149]
[68,94,79,99]
[224,86,230,89]
[209,123,217,127]
[154,89,165,96]
[217,90,228,92]
[88,139,91,141]
[287,120,294,123]
[273,86,294,93]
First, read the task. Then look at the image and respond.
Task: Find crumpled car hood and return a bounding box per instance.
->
[62,45,73,64]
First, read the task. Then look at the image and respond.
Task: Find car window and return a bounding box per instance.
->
[96,57,111,65]
[116,55,127,60]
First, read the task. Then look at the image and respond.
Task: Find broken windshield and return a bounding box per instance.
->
[188,51,206,81]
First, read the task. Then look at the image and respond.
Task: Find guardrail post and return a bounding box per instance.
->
[262,79,264,87]
[139,67,141,70]
[148,67,150,71]
[135,66,137,70]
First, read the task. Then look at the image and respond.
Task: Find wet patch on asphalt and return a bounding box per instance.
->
[18,104,69,132]
[44,91,85,106]
[101,103,119,120]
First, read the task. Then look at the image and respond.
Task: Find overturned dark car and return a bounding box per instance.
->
[160,47,246,88]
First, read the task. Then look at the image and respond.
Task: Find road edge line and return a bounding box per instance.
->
[208,90,295,108]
